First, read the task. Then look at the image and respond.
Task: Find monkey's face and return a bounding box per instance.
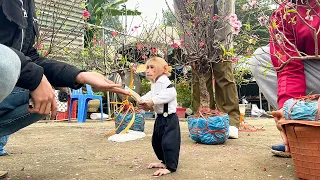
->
[146,62,157,82]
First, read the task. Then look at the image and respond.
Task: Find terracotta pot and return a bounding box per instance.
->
[279,120,320,179]
[176,107,187,118]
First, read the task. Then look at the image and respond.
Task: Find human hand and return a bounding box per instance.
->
[29,75,57,119]
[75,72,130,95]
[271,109,290,152]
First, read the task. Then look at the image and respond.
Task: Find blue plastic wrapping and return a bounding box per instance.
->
[115,113,145,133]
[283,98,319,121]
[188,115,229,145]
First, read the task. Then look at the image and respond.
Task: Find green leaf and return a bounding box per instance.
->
[220,44,227,56]
[110,0,128,8]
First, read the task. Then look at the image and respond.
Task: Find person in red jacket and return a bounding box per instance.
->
[249,0,320,157]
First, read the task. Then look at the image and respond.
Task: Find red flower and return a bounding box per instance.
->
[199,42,205,47]
[163,50,167,55]
[213,15,218,20]
[93,41,97,45]
[93,34,97,39]
[173,43,179,48]
[134,26,139,29]
[42,50,48,55]
[232,57,238,62]
[112,31,117,37]
[99,40,104,45]
[82,10,90,19]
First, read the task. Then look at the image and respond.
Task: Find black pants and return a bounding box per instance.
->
[152,113,181,172]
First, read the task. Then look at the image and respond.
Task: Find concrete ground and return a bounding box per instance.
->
[1,117,297,180]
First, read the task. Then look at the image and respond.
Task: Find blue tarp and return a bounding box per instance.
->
[188,115,230,145]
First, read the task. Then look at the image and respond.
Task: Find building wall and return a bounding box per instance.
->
[34,0,85,60]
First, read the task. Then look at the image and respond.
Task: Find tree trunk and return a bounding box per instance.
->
[199,73,211,108]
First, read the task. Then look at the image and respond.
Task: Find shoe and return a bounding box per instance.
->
[228,126,239,139]
[0,150,8,156]
[271,143,291,158]
[0,171,8,179]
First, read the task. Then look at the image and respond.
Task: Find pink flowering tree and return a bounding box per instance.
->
[269,0,320,70]
[164,0,273,110]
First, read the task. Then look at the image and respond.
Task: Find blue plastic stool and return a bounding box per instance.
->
[68,85,104,123]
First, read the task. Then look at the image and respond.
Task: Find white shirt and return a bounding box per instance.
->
[141,75,177,114]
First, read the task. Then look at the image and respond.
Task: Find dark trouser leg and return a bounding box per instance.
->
[192,68,216,112]
[212,61,240,127]
[161,114,181,172]
[152,117,164,162]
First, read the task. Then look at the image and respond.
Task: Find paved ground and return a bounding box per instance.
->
[1,117,297,180]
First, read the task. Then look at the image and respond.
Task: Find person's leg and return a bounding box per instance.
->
[212,61,240,138]
[0,87,46,137]
[0,44,21,178]
[248,45,290,157]
[0,44,21,103]
[248,45,278,109]
[0,135,8,156]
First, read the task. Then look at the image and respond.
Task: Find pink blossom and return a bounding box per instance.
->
[99,40,104,45]
[93,41,97,45]
[199,42,205,47]
[82,10,90,19]
[134,26,139,28]
[180,40,184,48]
[93,34,97,39]
[186,32,191,36]
[111,31,117,37]
[131,28,134,31]
[247,49,251,56]
[152,48,157,54]
[229,13,238,24]
[232,57,238,63]
[132,64,137,72]
[186,0,190,4]
[248,1,258,8]
[183,74,187,78]
[258,16,268,26]
[137,44,143,51]
[163,50,167,55]
[231,20,242,35]
[42,50,48,55]
[115,53,118,57]
[37,43,43,50]
[173,43,179,48]
[142,55,147,59]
